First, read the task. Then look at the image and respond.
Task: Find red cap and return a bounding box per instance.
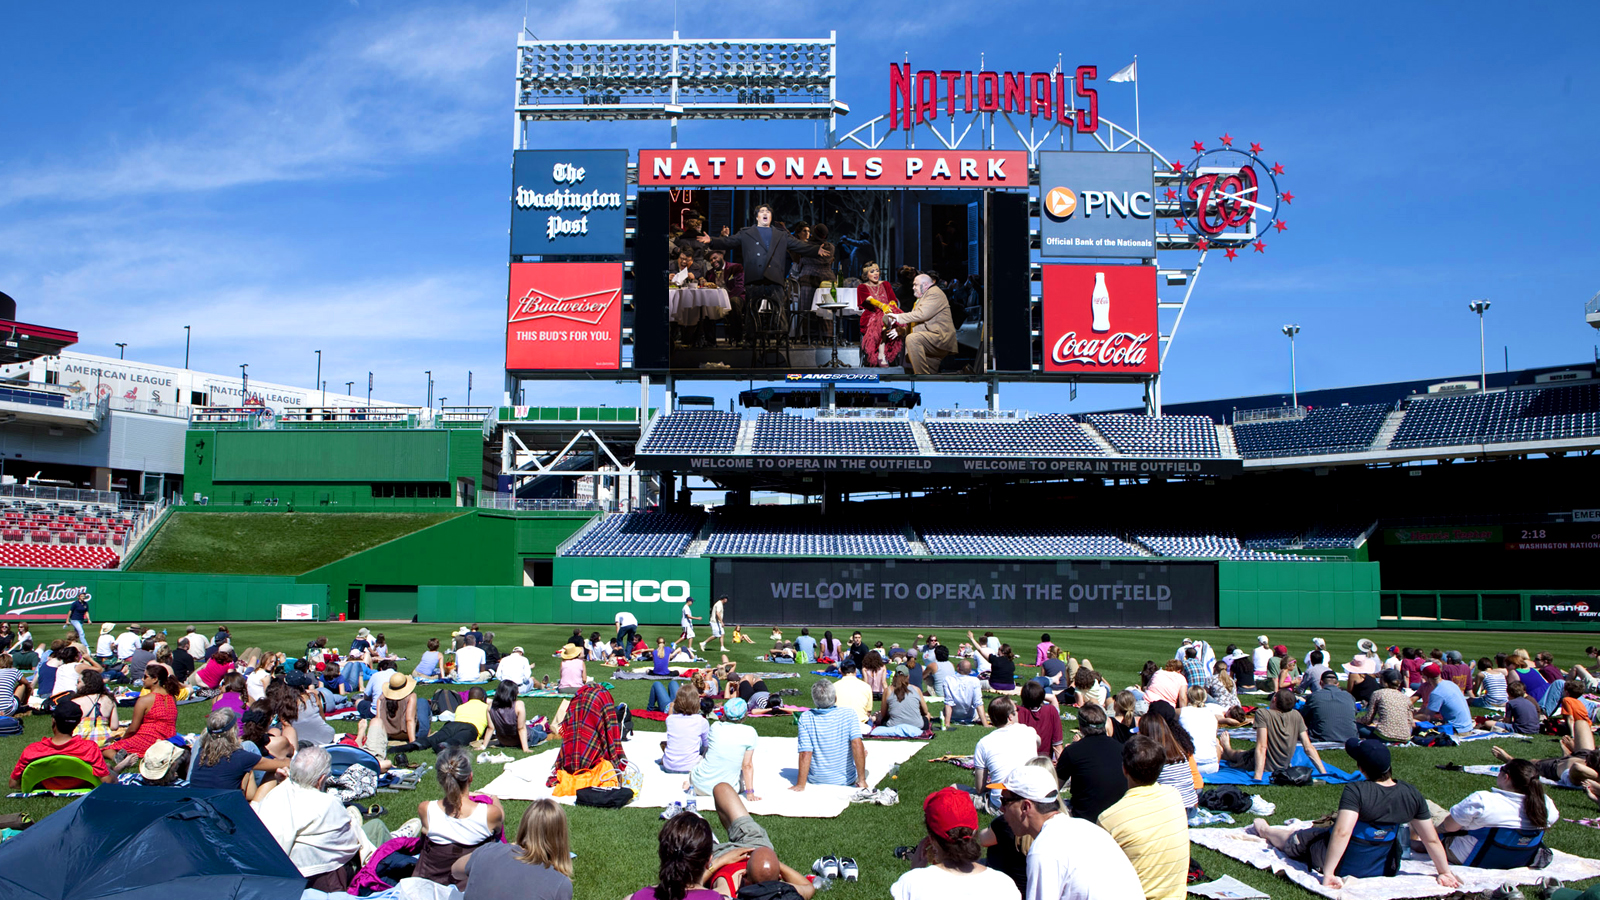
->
[923,786,978,838]
[1422,662,1442,678]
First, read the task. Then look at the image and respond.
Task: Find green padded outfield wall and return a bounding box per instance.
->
[0,569,327,622]
[185,428,485,509]
[1217,560,1381,629]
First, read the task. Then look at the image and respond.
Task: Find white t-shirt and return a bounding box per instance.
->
[711,600,725,623]
[615,612,637,629]
[95,634,116,657]
[680,603,694,630]
[891,864,1021,900]
[186,635,208,661]
[1178,706,1220,769]
[1026,813,1143,900]
[1446,787,1560,860]
[247,667,272,702]
[496,653,532,685]
[973,723,1040,788]
[114,632,140,659]
[455,646,487,681]
[1251,646,1273,674]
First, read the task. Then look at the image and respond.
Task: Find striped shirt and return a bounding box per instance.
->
[796,705,859,786]
[1157,759,1198,810]
[0,669,18,715]
[1480,672,1508,706]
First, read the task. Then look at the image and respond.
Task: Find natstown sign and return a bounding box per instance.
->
[0,579,91,617]
[510,149,628,257]
[638,150,1029,189]
[712,558,1217,627]
[1038,152,1156,259]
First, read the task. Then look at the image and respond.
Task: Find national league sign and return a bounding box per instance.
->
[506,262,623,371]
[1041,264,1159,374]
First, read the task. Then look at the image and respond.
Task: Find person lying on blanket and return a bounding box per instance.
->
[1248,738,1461,891]
[1493,742,1600,792]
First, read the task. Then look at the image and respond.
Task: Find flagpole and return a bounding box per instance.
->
[1133,54,1140,141]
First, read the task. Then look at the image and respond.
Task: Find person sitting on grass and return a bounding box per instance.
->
[1356,668,1414,742]
[1219,688,1327,782]
[104,662,180,770]
[1413,662,1473,733]
[392,687,488,755]
[415,746,505,886]
[966,632,1017,693]
[9,703,112,789]
[252,745,363,892]
[191,708,290,799]
[1249,738,1461,891]
[71,670,119,747]
[415,638,444,682]
[557,644,588,692]
[690,697,759,798]
[1428,757,1557,866]
[662,685,709,775]
[544,683,628,789]
[792,680,866,792]
[940,658,988,729]
[1097,735,1190,900]
[450,798,574,900]
[487,679,549,752]
[1557,679,1597,752]
[1495,677,1542,735]
[891,785,1022,900]
[631,812,723,900]
[871,667,931,738]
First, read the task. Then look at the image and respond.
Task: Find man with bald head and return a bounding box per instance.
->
[705,782,816,898]
[886,274,957,375]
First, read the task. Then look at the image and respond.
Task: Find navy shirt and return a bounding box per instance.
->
[191,748,261,790]
[69,599,89,622]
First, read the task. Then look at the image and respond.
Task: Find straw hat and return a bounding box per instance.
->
[1357,639,1378,655]
[356,627,372,640]
[559,644,584,660]
[99,623,115,635]
[454,627,470,636]
[140,741,184,781]
[381,672,417,700]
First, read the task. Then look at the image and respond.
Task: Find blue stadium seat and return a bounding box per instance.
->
[750,413,917,455]
[639,411,741,455]
[705,512,913,556]
[1085,414,1222,457]
[1232,404,1390,459]
[1132,527,1303,560]
[559,511,704,557]
[924,414,1103,456]
[1390,383,1600,449]
[921,522,1144,557]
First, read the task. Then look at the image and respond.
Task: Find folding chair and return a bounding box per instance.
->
[1459,826,1546,869]
[19,755,100,794]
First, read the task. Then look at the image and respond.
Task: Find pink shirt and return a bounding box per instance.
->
[1036,642,1056,666]
[1145,670,1188,708]
[558,658,585,689]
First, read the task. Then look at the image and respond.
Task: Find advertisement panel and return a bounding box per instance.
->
[510,149,628,257]
[1041,264,1158,375]
[1383,526,1502,545]
[505,263,624,371]
[711,558,1216,627]
[1504,524,1600,551]
[1530,595,1600,622]
[639,149,1029,188]
[1037,152,1156,259]
[551,556,712,626]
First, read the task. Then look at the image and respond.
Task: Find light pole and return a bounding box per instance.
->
[424,371,432,410]
[183,325,191,369]
[315,350,322,406]
[439,397,447,413]
[367,372,372,405]
[1281,324,1300,409]
[240,364,249,404]
[467,371,473,408]
[115,343,127,359]
[345,381,354,397]
[1469,300,1491,391]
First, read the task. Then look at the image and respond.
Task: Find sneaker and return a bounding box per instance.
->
[849,789,877,804]
[1489,885,1525,900]
[390,817,422,839]
[839,858,858,882]
[1249,795,1276,816]
[661,801,687,820]
[813,856,841,880]
[874,789,898,806]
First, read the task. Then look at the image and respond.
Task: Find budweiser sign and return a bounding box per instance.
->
[1041,265,1159,375]
[506,262,623,371]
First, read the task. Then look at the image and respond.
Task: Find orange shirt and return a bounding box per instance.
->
[1562,697,1591,724]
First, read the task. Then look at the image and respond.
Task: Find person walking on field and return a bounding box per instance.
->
[701,596,729,654]
[674,598,701,651]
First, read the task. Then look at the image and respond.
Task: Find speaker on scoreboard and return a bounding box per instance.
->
[988,191,1031,372]
[632,191,670,369]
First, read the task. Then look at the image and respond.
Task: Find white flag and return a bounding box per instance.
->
[1109,60,1137,83]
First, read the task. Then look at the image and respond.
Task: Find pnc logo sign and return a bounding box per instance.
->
[1043,184,1152,221]
[571,579,692,603]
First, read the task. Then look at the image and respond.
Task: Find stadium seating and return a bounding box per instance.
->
[1390,383,1600,449]
[750,412,918,455]
[1232,404,1390,458]
[1302,522,1372,549]
[559,510,705,557]
[0,545,119,569]
[924,414,1104,456]
[1085,414,1222,457]
[639,411,740,454]
[921,523,1146,557]
[1239,526,1303,551]
[0,496,138,568]
[705,513,914,557]
[1132,528,1302,560]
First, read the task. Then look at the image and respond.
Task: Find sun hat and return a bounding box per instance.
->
[559,644,584,660]
[511,646,524,654]
[454,626,470,636]
[381,672,416,700]
[99,623,115,635]
[140,741,184,781]
[1312,637,1326,649]
[723,697,749,720]
[1257,635,1269,645]
[993,766,1060,803]
[1357,639,1378,655]
[142,630,157,639]
[923,786,979,838]
[356,627,372,639]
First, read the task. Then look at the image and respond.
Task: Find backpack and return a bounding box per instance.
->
[1272,766,1315,786]
[616,702,634,741]
[430,688,465,716]
[575,786,634,808]
[1198,785,1253,813]
[1411,731,1458,747]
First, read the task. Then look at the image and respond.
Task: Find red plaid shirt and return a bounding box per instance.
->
[546,684,626,785]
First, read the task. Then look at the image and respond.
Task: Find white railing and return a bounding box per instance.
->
[1232,406,1308,425]
[107,396,189,418]
[0,484,119,507]
[814,408,912,419]
[925,408,1030,420]
[476,492,600,512]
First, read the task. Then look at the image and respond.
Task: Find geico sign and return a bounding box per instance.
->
[571,579,691,603]
[1044,186,1153,221]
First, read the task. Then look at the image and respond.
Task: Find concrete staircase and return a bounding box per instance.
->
[1079,421,1120,456]
[735,419,757,454]
[1370,411,1406,451]
[1216,424,1240,458]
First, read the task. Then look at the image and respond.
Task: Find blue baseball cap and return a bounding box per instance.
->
[723,698,749,720]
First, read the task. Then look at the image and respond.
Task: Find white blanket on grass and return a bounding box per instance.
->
[1221,728,1528,750]
[479,734,924,818]
[1190,826,1600,900]
[1462,764,1582,790]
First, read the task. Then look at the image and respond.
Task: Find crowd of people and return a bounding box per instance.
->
[3,617,1598,898]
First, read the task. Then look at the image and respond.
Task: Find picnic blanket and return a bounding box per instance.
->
[1190,825,1600,900]
[1220,727,1519,751]
[1203,748,1364,785]
[479,734,923,818]
[613,670,799,681]
[1461,764,1588,790]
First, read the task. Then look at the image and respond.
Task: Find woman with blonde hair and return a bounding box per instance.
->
[451,798,574,898]
[190,707,289,799]
[416,746,504,886]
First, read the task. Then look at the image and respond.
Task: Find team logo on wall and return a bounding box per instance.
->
[505,262,623,371]
[1041,264,1159,374]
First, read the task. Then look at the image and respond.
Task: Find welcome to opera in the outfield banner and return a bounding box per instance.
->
[638,149,1029,188]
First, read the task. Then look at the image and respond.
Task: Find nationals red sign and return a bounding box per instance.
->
[506,262,622,371]
[1041,265,1159,374]
[888,64,1099,133]
[639,149,1028,188]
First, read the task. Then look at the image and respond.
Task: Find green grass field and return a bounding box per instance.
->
[11,622,1600,899]
[128,512,462,575]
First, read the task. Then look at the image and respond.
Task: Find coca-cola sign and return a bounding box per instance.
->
[506,262,623,371]
[1041,264,1159,374]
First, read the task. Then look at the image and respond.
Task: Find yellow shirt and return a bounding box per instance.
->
[834,674,874,725]
[1097,783,1189,900]
[455,699,490,739]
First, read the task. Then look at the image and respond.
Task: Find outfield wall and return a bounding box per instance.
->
[0,569,328,623]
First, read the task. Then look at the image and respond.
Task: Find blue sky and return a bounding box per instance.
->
[1,2,1596,413]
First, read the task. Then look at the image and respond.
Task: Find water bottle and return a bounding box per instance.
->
[886,763,900,782]
[1091,272,1112,333]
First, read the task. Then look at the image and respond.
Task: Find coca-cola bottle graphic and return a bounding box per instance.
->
[1091,271,1111,333]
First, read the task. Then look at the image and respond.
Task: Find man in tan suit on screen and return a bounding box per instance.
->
[888,273,958,375]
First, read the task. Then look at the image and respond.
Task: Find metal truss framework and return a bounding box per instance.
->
[502,428,636,479]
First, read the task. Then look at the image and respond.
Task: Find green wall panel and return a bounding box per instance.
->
[214,430,449,482]
[0,569,325,623]
[1217,560,1381,630]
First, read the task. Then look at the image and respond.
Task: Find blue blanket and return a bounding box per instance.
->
[1203,747,1365,785]
[810,670,842,678]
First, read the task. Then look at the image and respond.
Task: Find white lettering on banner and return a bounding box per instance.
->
[3,581,91,616]
[514,186,623,213]
[571,579,691,603]
[1051,331,1153,367]
[545,215,590,240]
[551,163,586,184]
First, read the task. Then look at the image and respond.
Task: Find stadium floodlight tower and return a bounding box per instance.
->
[512,32,842,150]
[1469,299,1491,391]
[1281,324,1300,409]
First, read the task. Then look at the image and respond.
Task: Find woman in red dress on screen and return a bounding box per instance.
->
[856,262,906,368]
